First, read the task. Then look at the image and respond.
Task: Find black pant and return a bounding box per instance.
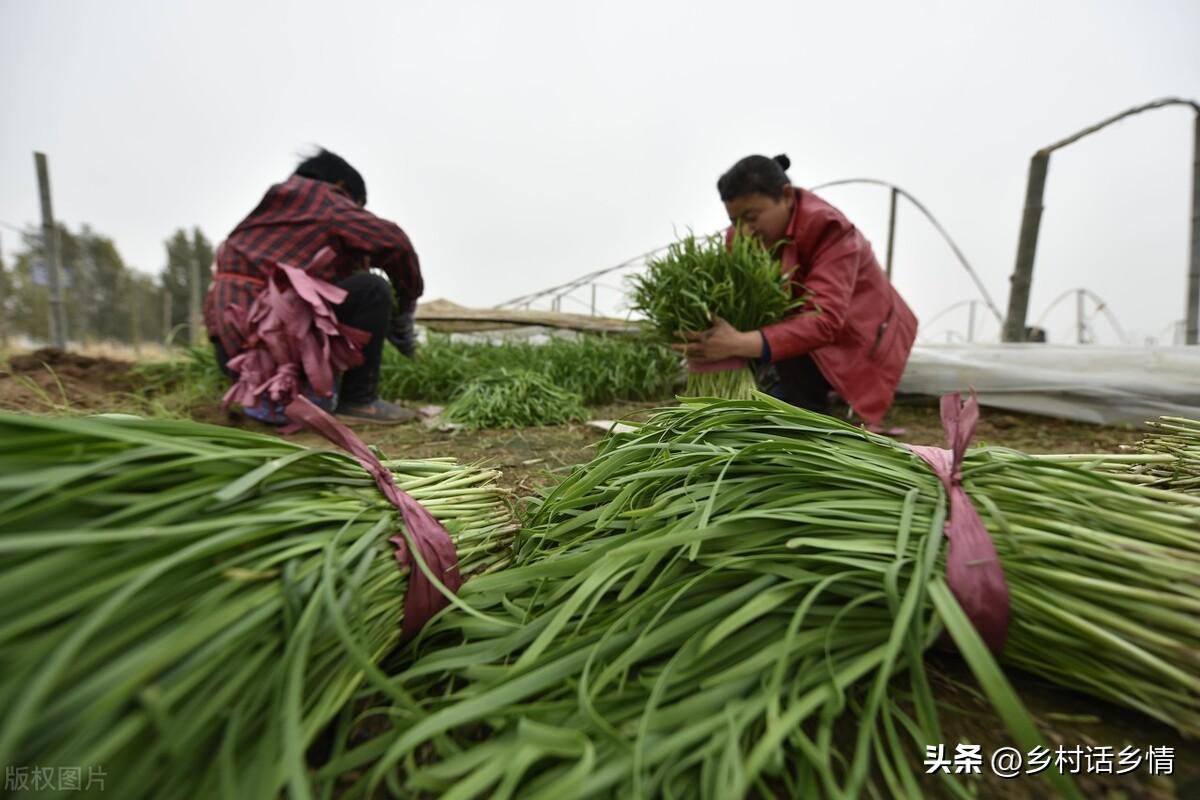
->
[214,271,392,406]
[760,355,832,415]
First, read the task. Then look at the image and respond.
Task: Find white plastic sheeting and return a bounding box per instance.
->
[898,344,1200,426]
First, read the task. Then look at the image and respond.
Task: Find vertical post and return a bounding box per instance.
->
[1076,289,1086,344]
[130,276,142,358]
[1186,112,1200,344]
[590,284,597,316]
[162,287,172,347]
[884,186,898,280]
[967,301,977,343]
[34,152,68,349]
[189,245,203,346]
[79,240,95,345]
[1003,152,1051,342]
[0,230,7,348]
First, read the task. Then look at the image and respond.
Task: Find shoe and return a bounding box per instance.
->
[336,398,418,425]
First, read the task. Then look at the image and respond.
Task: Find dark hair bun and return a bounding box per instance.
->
[718,154,792,202]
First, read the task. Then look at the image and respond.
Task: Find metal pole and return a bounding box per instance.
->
[34,152,68,349]
[1186,112,1200,344]
[162,287,172,347]
[590,284,597,316]
[1003,152,1051,342]
[130,276,142,357]
[967,301,977,343]
[884,186,898,280]
[1076,289,1086,344]
[189,242,203,346]
[0,230,7,348]
[80,240,96,345]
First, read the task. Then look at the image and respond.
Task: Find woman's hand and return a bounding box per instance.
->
[670,316,764,361]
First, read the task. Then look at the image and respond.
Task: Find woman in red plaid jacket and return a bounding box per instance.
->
[204,149,421,423]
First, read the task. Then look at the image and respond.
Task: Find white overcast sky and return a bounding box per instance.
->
[2,0,1197,344]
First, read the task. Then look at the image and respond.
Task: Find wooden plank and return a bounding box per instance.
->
[415,299,644,335]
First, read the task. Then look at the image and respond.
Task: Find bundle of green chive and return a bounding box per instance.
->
[321,395,1199,799]
[1040,416,1200,497]
[629,232,804,400]
[0,413,516,800]
[380,334,683,406]
[443,368,588,430]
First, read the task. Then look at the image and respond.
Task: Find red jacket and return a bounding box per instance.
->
[733,188,917,423]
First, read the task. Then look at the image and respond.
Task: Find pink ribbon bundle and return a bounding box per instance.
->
[222,247,371,413]
[219,247,461,638]
[909,391,1011,655]
[283,397,462,639]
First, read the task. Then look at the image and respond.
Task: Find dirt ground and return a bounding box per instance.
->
[1,347,1143,495]
[2,349,1195,797]
[280,399,1144,497]
[0,348,142,412]
[2,347,1142,494]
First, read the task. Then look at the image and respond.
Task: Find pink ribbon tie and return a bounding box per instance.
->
[909,390,1010,655]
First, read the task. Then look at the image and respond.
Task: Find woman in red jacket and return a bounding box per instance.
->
[674,154,917,424]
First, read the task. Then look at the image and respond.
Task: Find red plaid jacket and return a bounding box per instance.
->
[203,175,422,355]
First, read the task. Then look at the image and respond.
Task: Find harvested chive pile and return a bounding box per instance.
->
[324,395,1200,799]
[443,368,588,430]
[0,413,516,799]
[1109,416,1199,496]
[380,333,684,407]
[629,231,804,400]
[1132,416,1200,494]
[1037,416,1200,498]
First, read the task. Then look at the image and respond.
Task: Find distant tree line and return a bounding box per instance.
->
[0,224,213,350]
